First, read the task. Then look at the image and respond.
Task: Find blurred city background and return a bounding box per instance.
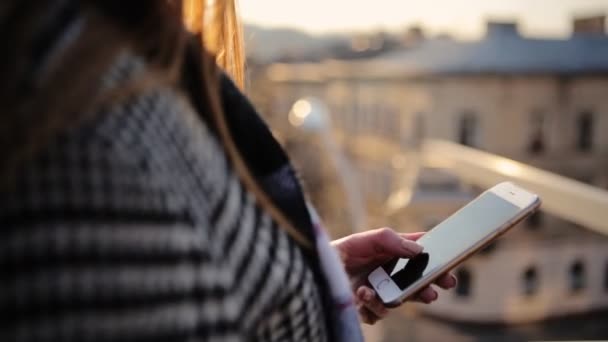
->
[240,0,608,341]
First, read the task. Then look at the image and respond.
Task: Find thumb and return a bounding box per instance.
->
[369,228,424,258]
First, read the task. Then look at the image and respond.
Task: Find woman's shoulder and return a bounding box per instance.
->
[2,51,228,221]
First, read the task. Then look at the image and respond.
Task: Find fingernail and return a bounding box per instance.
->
[450,276,457,287]
[357,288,366,299]
[365,289,374,301]
[402,239,424,254]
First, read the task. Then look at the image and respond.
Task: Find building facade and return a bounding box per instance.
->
[253,17,608,323]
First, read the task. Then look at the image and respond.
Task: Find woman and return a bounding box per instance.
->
[0,1,455,341]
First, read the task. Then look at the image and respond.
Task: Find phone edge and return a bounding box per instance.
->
[382,193,541,306]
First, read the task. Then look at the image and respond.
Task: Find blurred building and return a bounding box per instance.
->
[254,15,608,323]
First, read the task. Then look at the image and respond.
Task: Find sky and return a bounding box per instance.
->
[239,0,608,38]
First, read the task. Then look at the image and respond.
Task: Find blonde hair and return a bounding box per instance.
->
[0,0,313,249]
[183,0,245,88]
[182,1,313,249]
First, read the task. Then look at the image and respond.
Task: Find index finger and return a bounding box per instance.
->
[434,272,457,289]
[344,228,424,258]
[399,232,425,241]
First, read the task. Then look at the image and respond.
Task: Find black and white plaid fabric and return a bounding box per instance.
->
[0,44,329,341]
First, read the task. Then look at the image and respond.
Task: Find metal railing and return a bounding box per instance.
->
[421,139,608,236]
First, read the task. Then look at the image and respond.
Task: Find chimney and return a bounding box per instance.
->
[572,15,606,36]
[403,26,425,47]
[486,21,519,39]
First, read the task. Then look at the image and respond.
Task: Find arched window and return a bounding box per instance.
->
[604,261,608,292]
[527,211,543,230]
[480,241,498,255]
[458,112,479,147]
[569,260,586,293]
[528,111,545,154]
[456,268,472,297]
[577,111,594,152]
[522,267,539,296]
[411,111,426,147]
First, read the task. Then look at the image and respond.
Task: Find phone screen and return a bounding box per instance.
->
[382,191,521,290]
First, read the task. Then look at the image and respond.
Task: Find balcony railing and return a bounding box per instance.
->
[421,139,608,236]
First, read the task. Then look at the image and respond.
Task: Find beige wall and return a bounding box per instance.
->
[569,77,608,153]
[259,68,608,218]
[421,75,608,184]
[260,67,608,202]
[258,65,608,323]
[423,76,608,154]
[420,239,608,323]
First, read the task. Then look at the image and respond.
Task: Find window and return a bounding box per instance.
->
[418,179,460,192]
[357,109,366,134]
[597,175,608,190]
[469,185,485,195]
[604,262,608,292]
[569,260,586,293]
[480,241,498,255]
[577,111,594,152]
[347,110,355,133]
[522,267,539,296]
[387,107,401,141]
[574,174,593,185]
[333,103,345,131]
[458,111,479,147]
[528,111,545,154]
[527,211,543,230]
[372,104,381,135]
[353,103,363,133]
[361,104,372,134]
[410,112,426,147]
[455,268,472,297]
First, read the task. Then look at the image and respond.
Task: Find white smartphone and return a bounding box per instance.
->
[368,182,541,307]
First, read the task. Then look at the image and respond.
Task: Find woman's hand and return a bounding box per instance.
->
[332,227,457,325]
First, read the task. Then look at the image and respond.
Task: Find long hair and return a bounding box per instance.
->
[0,0,312,248]
[182,0,312,248]
[183,0,245,87]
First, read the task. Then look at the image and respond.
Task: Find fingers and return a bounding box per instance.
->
[356,281,448,324]
[369,227,424,257]
[409,273,456,304]
[399,232,425,241]
[359,306,380,325]
[356,286,388,318]
[434,272,457,290]
[413,286,438,304]
[337,228,424,260]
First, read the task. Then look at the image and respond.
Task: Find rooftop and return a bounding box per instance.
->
[371,20,608,75]
[267,16,608,81]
